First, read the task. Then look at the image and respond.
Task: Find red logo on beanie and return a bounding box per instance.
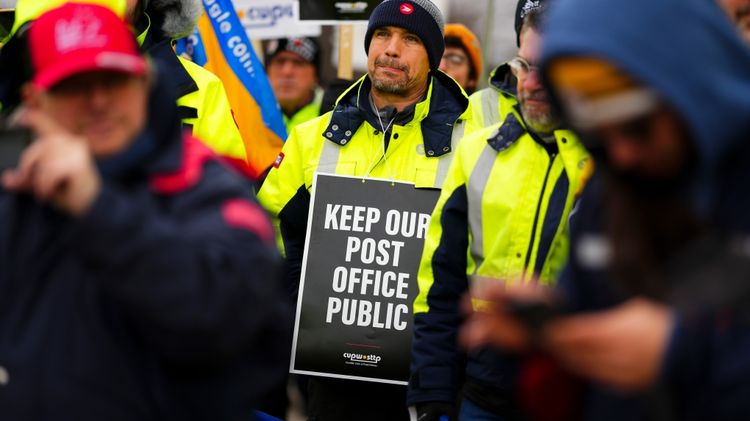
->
[399,3,414,14]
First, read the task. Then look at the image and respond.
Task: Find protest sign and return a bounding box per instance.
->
[299,0,379,23]
[291,173,439,385]
[234,0,321,40]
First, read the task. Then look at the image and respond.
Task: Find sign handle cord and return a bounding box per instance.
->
[366,95,398,186]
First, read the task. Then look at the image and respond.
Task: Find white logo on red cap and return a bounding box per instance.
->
[55,9,107,53]
[399,3,414,14]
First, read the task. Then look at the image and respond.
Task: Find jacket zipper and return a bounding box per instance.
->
[521,152,556,282]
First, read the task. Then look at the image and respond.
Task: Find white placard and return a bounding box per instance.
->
[234,0,321,40]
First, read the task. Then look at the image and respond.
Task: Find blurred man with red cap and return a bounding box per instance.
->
[0,3,288,419]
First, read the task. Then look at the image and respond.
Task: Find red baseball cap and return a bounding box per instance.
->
[27,2,146,90]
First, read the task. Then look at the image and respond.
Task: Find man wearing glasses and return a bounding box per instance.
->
[440,24,483,94]
[407,1,590,420]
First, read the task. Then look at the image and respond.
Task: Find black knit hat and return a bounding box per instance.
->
[514,0,548,46]
[364,0,445,71]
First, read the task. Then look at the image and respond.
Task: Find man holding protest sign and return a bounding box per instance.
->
[258,1,471,419]
[408,1,591,420]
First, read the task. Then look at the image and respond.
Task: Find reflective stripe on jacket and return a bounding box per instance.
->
[467,64,519,132]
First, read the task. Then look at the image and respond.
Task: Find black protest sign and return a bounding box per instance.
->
[299,0,379,21]
[291,173,439,385]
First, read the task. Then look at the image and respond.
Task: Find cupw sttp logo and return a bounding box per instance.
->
[343,352,382,367]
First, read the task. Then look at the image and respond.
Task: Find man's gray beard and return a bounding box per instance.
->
[372,76,409,95]
[521,103,561,137]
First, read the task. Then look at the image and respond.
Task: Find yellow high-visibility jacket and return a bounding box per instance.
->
[258,71,472,300]
[408,105,591,406]
[468,64,519,132]
[283,88,324,134]
[136,14,247,163]
[178,58,246,161]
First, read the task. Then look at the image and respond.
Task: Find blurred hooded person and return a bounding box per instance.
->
[460,0,750,419]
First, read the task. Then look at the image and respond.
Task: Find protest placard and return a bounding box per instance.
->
[234,0,321,40]
[299,0,379,23]
[291,173,439,384]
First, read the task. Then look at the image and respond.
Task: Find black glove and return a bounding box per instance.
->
[416,401,455,421]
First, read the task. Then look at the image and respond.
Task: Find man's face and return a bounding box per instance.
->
[439,46,475,92]
[514,27,560,135]
[26,71,149,158]
[267,50,318,113]
[718,0,750,44]
[367,26,431,97]
[589,106,690,180]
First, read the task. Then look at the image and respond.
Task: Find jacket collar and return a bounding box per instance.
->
[488,63,518,97]
[138,13,198,99]
[323,70,469,157]
[486,104,564,154]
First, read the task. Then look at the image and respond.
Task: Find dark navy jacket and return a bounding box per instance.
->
[542,0,750,419]
[0,73,288,420]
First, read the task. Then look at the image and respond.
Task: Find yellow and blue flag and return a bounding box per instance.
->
[177,0,287,177]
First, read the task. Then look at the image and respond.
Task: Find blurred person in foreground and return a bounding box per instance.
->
[461,0,750,419]
[440,23,482,95]
[1,0,247,170]
[265,37,323,133]
[408,1,590,420]
[0,3,287,419]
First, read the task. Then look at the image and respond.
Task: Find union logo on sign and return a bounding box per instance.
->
[399,3,414,14]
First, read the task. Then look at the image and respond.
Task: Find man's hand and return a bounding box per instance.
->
[416,401,454,421]
[460,280,554,352]
[2,109,101,216]
[544,298,674,391]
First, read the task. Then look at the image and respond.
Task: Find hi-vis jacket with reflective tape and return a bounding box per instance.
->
[408,105,591,405]
[258,71,471,302]
[468,64,518,131]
